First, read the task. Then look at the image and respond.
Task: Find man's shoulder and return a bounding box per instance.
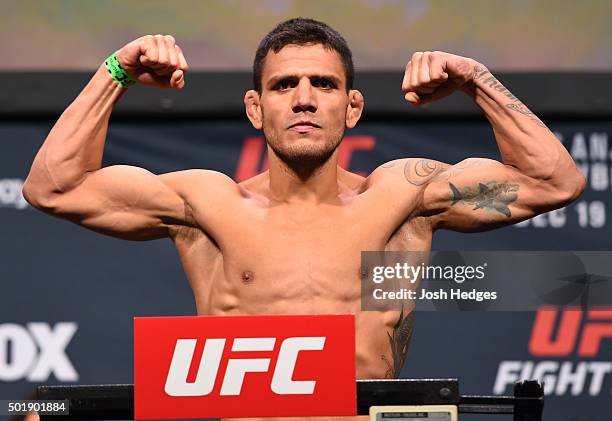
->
[366,158,444,186]
[159,169,240,198]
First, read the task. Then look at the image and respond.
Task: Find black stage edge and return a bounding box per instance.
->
[3,71,612,119]
[37,379,544,420]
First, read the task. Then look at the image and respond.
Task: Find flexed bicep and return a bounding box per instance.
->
[35,165,189,240]
[417,158,576,232]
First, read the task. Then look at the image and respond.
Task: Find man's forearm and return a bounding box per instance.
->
[24,64,125,200]
[463,63,577,181]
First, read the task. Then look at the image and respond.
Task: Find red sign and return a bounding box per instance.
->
[134,314,356,419]
[528,306,612,357]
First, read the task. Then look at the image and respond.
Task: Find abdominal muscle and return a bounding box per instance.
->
[191,262,401,380]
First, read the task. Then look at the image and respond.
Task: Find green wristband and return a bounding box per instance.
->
[104,53,136,88]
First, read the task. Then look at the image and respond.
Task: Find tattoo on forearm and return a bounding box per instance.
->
[404,159,443,186]
[506,103,547,128]
[473,65,519,102]
[473,65,489,80]
[449,180,519,217]
[382,307,414,378]
[473,65,547,128]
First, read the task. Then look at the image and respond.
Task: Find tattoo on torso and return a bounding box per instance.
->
[382,307,415,378]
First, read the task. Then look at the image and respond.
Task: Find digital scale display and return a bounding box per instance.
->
[371,405,457,421]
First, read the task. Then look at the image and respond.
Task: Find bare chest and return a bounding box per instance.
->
[215,207,378,308]
[173,198,432,315]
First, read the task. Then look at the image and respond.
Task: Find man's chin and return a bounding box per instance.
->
[272,144,337,167]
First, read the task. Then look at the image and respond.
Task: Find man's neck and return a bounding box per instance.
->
[267,149,341,204]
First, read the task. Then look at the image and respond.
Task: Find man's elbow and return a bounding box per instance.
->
[22,179,59,213]
[551,168,587,205]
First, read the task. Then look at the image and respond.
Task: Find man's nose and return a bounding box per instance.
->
[292,78,317,113]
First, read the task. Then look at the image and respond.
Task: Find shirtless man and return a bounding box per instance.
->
[23,18,585,385]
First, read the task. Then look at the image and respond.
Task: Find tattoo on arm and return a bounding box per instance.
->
[404,159,443,186]
[505,103,547,128]
[473,65,520,101]
[473,65,547,128]
[382,306,415,378]
[449,180,519,217]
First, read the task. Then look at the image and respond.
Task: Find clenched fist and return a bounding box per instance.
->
[114,35,189,89]
[402,51,480,106]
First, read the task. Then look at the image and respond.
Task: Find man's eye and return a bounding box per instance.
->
[276,80,294,90]
[314,78,335,89]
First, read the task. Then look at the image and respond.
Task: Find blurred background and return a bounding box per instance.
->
[3,0,612,71]
[1,1,611,420]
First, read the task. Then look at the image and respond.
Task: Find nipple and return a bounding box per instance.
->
[241,271,254,284]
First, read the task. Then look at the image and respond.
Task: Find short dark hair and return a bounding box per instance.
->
[253,18,354,93]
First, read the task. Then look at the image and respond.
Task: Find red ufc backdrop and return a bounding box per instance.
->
[134,314,356,419]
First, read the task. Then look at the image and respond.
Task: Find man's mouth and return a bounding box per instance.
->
[288,121,321,132]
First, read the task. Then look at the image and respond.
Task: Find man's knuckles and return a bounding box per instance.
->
[411,51,424,61]
[403,75,444,92]
[138,34,180,66]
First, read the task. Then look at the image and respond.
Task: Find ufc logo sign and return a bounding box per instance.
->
[529,306,612,357]
[134,314,356,420]
[165,336,325,396]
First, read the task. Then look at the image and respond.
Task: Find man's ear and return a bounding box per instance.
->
[346,89,364,129]
[244,90,263,130]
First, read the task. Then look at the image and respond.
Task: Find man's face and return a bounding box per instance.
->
[257,44,352,165]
